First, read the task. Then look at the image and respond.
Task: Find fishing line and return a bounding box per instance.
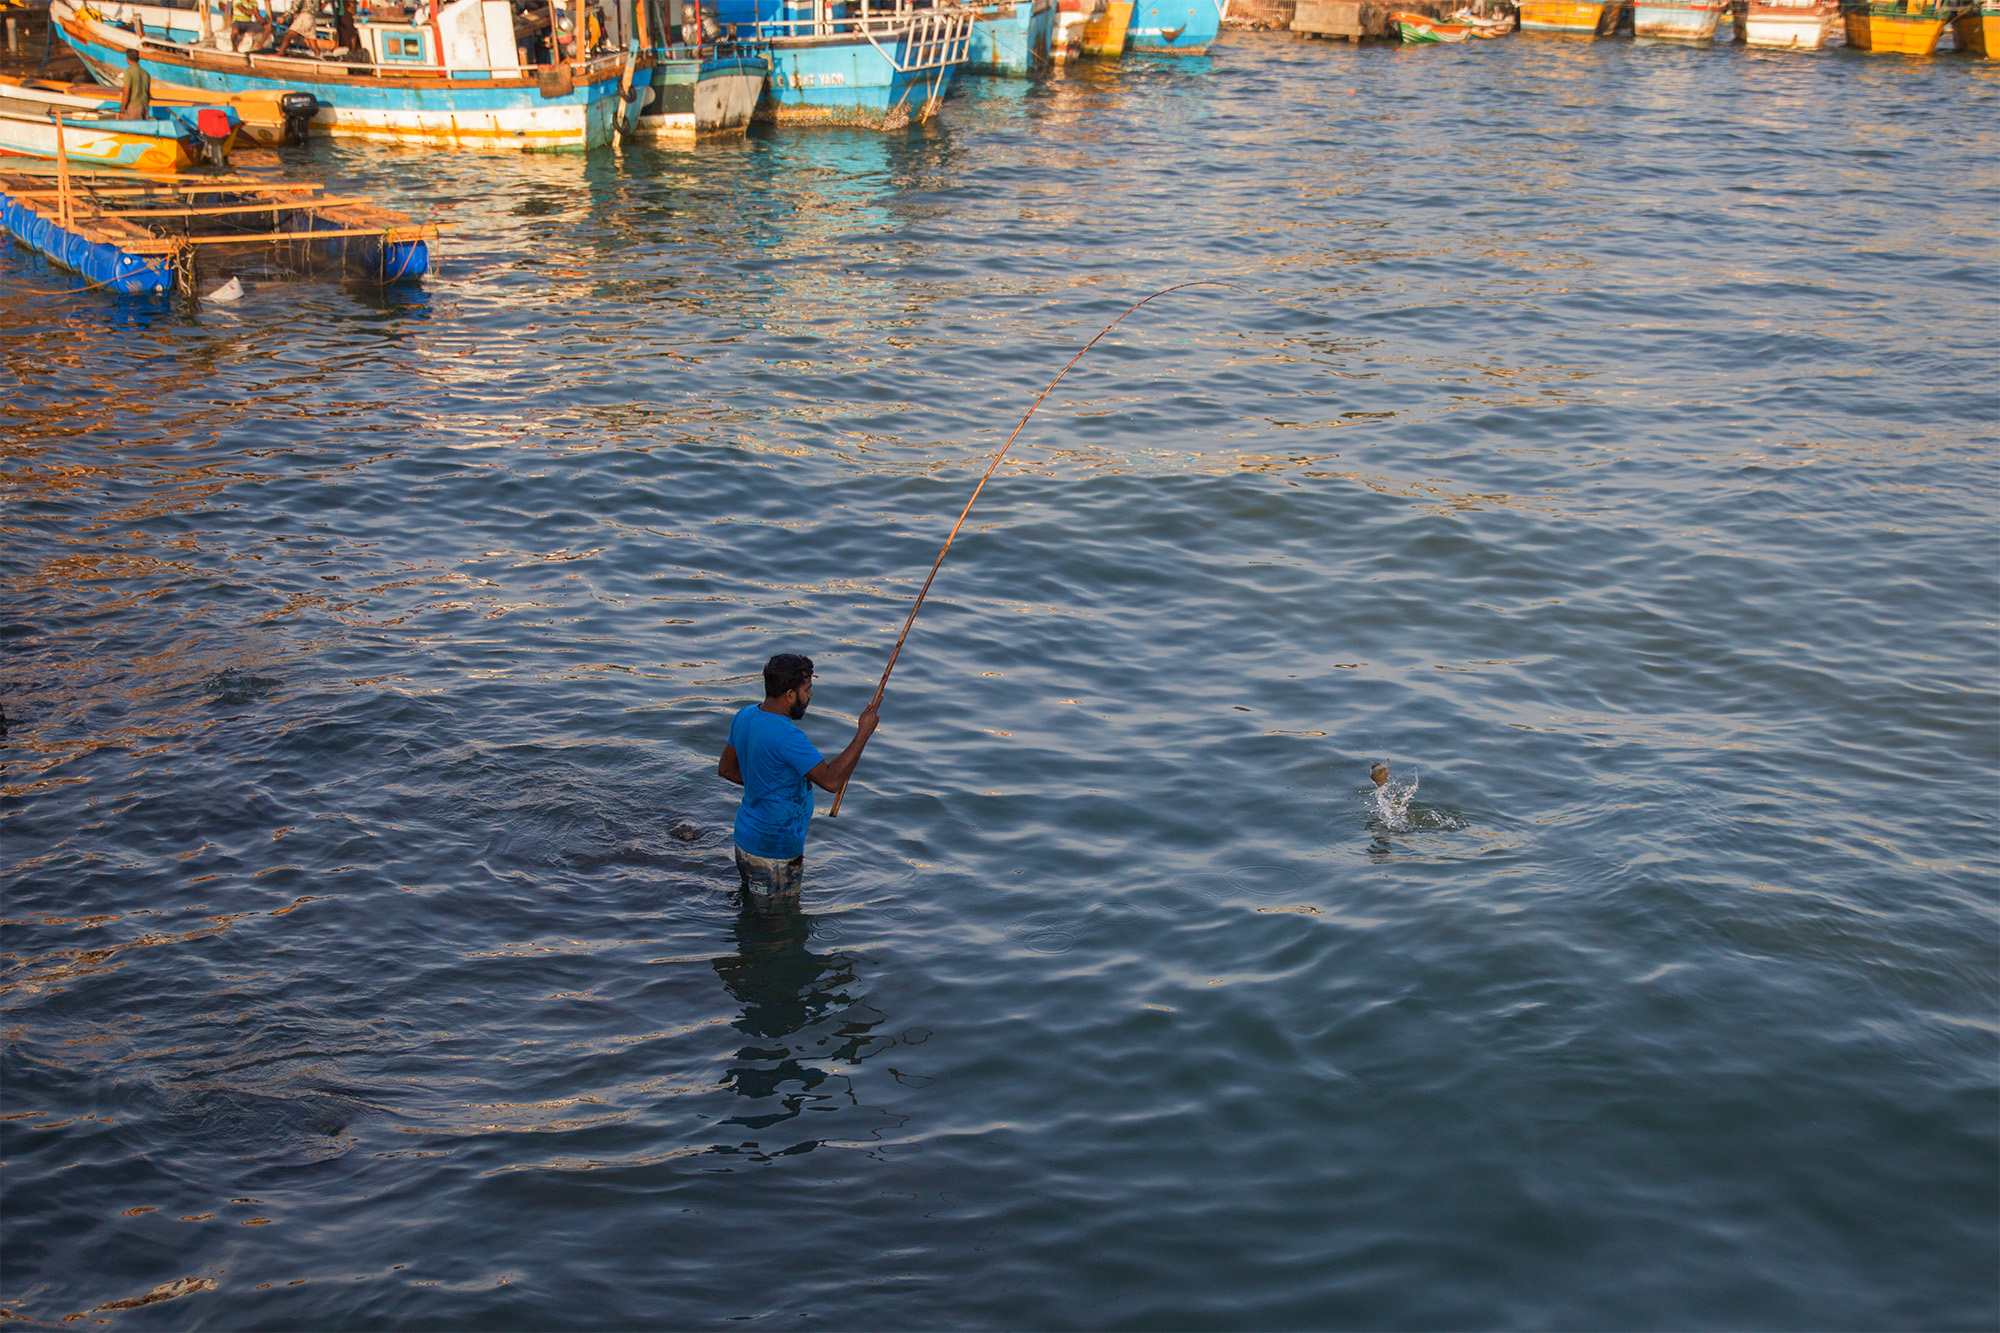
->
[829,279,1239,816]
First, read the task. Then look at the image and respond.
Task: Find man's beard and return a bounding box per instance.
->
[789,700,809,720]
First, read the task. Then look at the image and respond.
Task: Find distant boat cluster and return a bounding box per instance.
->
[1396,0,1994,52]
[0,0,1986,302]
[9,0,1224,155]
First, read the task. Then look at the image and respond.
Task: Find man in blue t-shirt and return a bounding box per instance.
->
[718,652,879,905]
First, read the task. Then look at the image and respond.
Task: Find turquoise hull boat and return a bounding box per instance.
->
[964,0,1056,74]
[716,0,971,127]
[52,0,639,150]
[1128,0,1223,50]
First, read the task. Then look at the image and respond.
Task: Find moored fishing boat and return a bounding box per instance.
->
[0,78,242,169]
[0,164,435,294]
[1841,0,1970,50]
[50,0,642,150]
[1052,0,1105,60]
[0,105,209,171]
[1633,0,1727,35]
[1951,0,1992,49]
[1744,0,1837,44]
[628,0,767,140]
[1080,0,1133,51]
[634,43,767,136]
[1392,8,1513,39]
[714,0,971,127]
[1,71,318,146]
[1518,0,1624,30]
[964,0,1055,74]
[1127,0,1223,52]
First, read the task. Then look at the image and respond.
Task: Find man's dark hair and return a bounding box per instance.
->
[764,653,814,699]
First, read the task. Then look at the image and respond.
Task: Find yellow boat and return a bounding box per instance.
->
[1842,0,1972,51]
[1082,0,1134,53]
[0,74,316,146]
[1518,0,1625,32]
[1954,0,1995,52]
[144,83,319,146]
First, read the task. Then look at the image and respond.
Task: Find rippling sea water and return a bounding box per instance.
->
[4,33,1997,1330]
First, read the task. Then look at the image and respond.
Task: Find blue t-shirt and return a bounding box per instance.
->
[727,705,825,859]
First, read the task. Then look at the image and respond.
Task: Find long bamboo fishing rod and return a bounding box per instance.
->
[828,280,1227,817]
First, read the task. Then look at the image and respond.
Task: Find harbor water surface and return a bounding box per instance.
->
[3,33,1996,1331]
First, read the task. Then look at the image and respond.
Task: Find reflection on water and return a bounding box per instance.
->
[712,897,884,1155]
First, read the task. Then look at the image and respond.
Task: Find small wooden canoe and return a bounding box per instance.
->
[1393,8,1516,39]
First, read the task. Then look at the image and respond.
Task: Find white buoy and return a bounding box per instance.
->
[207,275,243,303]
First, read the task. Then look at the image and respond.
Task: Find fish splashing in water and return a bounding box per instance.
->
[1369,763,1420,833]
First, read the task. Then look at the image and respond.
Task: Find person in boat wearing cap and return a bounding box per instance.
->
[717,653,879,908]
[116,50,151,119]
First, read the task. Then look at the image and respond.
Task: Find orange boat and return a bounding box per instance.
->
[1842,0,1974,51]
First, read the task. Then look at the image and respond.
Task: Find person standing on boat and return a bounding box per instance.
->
[116,50,152,119]
[273,0,328,55]
[716,653,879,908]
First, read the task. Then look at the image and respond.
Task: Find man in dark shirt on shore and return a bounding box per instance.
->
[717,653,878,908]
[117,51,152,119]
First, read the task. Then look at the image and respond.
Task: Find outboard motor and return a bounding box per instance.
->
[197,107,233,166]
[279,92,320,144]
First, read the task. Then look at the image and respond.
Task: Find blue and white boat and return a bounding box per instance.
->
[51,0,643,150]
[1,77,243,169]
[1127,0,1223,51]
[632,43,769,137]
[627,0,769,138]
[963,0,1054,74]
[712,0,971,127]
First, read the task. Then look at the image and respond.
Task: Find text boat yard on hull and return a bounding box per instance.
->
[713,0,971,128]
[51,0,642,150]
[0,163,435,293]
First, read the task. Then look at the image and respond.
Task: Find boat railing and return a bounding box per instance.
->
[738,5,972,67]
[659,35,773,62]
[123,22,631,81]
[62,0,633,82]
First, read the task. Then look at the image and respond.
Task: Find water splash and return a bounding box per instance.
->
[1372,769,1421,833]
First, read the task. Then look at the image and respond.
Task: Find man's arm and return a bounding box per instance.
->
[717,743,742,786]
[805,701,880,794]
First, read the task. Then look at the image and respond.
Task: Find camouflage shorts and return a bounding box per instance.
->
[733,844,804,906]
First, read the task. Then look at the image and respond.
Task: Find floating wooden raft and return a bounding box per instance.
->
[0,164,438,295]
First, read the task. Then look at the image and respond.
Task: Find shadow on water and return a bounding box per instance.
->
[709,894,884,1159]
